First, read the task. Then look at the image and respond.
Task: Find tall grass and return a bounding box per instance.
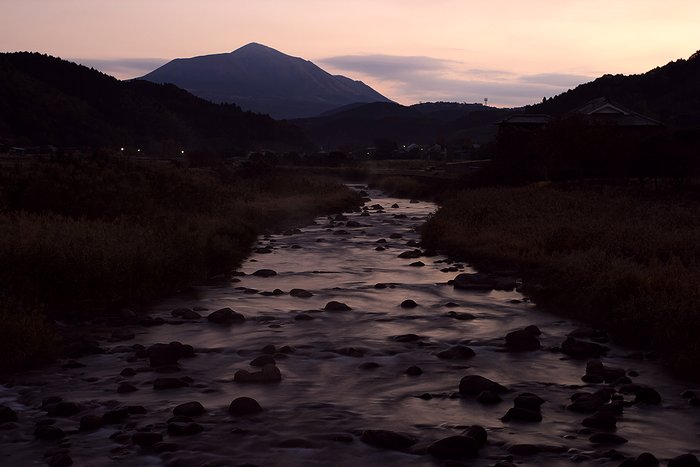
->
[422,184,700,378]
[0,154,361,371]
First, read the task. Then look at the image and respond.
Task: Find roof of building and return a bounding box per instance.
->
[571,97,662,126]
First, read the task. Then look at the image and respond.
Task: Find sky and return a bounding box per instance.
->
[2,0,699,107]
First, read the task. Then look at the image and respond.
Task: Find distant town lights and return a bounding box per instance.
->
[120,147,124,151]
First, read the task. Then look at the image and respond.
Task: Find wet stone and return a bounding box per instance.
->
[252,269,277,277]
[505,326,541,352]
[583,412,617,430]
[514,393,545,411]
[464,425,488,447]
[250,355,276,367]
[668,454,700,467]
[359,362,380,370]
[46,402,80,417]
[427,435,479,459]
[453,272,496,291]
[167,422,203,436]
[277,438,316,449]
[79,415,102,431]
[228,397,263,416]
[437,345,475,360]
[0,405,18,423]
[589,433,628,445]
[207,308,245,324]
[35,425,65,440]
[234,364,282,383]
[400,299,418,309]
[46,453,72,466]
[459,375,508,395]
[61,360,86,369]
[153,377,188,390]
[561,337,609,358]
[132,431,163,447]
[501,407,542,423]
[508,444,541,456]
[360,430,417,451]
[102,407,129,424]
[117,382,138,394]
[446,311,476,320]
[173,402,205,417]
[120,368,136,377]
[476,390,502,405]
[405,366,423,376]
[324,301,351,311]
[568,393,607,413]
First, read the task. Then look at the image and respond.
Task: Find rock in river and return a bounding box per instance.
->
[437,345,475,360]
[324,301,351,311]
[207,307,245,324]
[459,375,508,395]
[561,337,609,358]
[234,363,282,383]
[453,273,496,291]
[427,435,479,458]
[360,430,417,451]
[252,269,277,277]
[505,326,541,351]
[173,401,205,417]
[228,397,263,416]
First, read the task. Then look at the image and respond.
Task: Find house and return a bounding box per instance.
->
[498,97,661,135]
[571,97,662,127]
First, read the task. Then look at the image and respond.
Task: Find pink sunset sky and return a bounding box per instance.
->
[2,0,699,107]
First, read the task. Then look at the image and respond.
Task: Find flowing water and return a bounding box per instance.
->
[1,188,699,466]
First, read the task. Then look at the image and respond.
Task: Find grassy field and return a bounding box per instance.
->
[421,183,700,378]
[0,154,361,372]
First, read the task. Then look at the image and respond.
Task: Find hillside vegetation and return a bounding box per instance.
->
[0,52,307,152]
[422,184,700,378]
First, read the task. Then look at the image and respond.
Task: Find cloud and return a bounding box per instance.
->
[320,53,595,107]
[320,54,456,79]
[70,57,168,79]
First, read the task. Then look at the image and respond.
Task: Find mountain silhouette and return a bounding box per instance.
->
[139,43,392,119]
[527,50,700,127]
[295,101,509,149]
[0,52,308,151]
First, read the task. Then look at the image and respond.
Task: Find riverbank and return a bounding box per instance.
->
[0,154,362,372]
[421,183,700,379]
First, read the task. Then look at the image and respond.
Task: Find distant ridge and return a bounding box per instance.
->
[139,43,392,119]
[526,49,700,127]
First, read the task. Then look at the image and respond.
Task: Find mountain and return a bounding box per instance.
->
[0,52,308,152]
[295,101,509,149]
[138,43,392,119]
[525,50,700,127]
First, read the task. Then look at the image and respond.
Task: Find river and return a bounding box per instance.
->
[1,187,698,466]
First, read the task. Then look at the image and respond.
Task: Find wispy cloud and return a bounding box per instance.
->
[320,54,595,106]
[70,58,168,79]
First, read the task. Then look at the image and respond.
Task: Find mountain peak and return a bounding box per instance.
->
[139,44,392,119]
[233,42,278,54]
